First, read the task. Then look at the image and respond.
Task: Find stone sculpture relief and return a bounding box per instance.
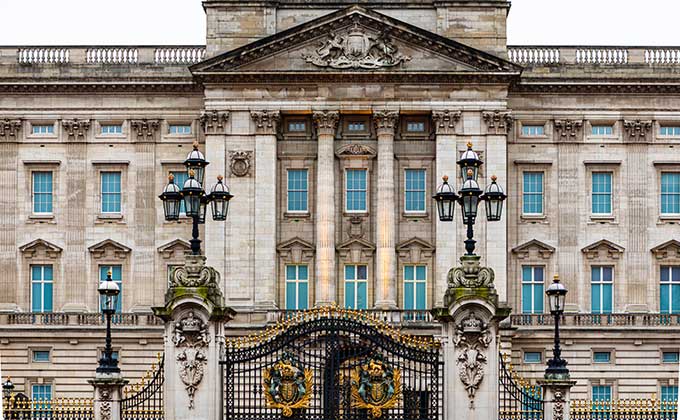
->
[482,111,513,135]
[169,255,221,289]
[173,310,211,409]
[99,388,112,420]
[0,119,21,138]
[62,119,90,139]
[553,391,565,420]
[453,312,491,408]
[229,151,253,177]
[448,256,495,289]
[200,110,229,134]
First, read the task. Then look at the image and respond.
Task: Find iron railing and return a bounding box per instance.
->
[121,353,165,420]
[571,399,678,419]
[498,353,544,420]
[2,395,94,420]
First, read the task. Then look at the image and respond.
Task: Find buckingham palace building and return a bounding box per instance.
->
[2,0,680,403]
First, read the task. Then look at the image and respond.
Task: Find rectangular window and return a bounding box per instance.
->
[345,169,367,212]
[404,169,426,213]
[345,265,368,310]
[31,265,53,313]
[32,350,50,363]
[32,384,52,402]
[521,266,544,314]
[406,121,425,132]
[592,172,612,215]
[32,171,53,214]
[32,125,54,135]
[522,172,544,215]
[101,172,122,213]
[101,124,123,135]
[591,266,613,314]
[403,265,426,311]
[522,125,545,136]
[171,171,188,215]
[660,266,680,314]
[287,169,308,213]
[285,265,309,310]
[663,351,680,363]
[99,265,122,313]
[591,125,613,136]
[592,385,612,404]
[348,121,366,132]
[593,352,612,363]
[288,121,306,132]
[523,352,542,364]
[661,126,680,136]
[661,173,680,215]
[169,124,191,135]
[661,385,679,402]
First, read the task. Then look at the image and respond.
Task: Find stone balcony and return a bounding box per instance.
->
[510,313,680,329]
[507,46,680,67]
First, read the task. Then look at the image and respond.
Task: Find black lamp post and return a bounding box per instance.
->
[159,142,234,255]
[2,376,14,399]
[433,142,507,255]
[97,270,120,374]
[545,274,569,379]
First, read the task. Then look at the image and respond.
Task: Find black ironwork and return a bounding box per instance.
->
[96,305,119,374]
[222,312,442,420]
[498,354,544,420]
[121,355,165,420]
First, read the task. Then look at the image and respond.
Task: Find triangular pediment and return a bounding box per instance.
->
[277,237,315,252]
[652,240,680,259]
[19,239,62,259]
[396,238,435,252]
[337,237,376,251]
[88,239,131,260]
[582,239,624,260]
[157,239,192,259]
[512,239,555,260]
[191,6,520,83]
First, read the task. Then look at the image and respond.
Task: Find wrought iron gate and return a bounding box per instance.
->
[222,307,442,420]
[498,353,544,420]
[121,353,165,420]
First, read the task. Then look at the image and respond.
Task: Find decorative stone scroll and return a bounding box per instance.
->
[623,120,652,142]
[312,110,340,133]
[130,119,160,142]
[432,110,461,135]
[482,111,513,135]
[200,110,229,134]
[62,119,90,139]
[453,312,491,408]
[447,254,495,289]
[0,119,21,139]
[251,110,280,135]
[304,25,410,70]
[169,254,222,290]
[554,119,583,140]
[172,310,210,409]
[229,150,253,177]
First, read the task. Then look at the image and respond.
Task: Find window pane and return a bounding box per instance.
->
[661,173,680,214]
[407,121,425,132]
[298,265,308,280]
[661,284,670,313]
[101,172,122,213]
[287,169,308,212]
[285,281,297,310]
[33,172,53,214]
[33,351,50,362]
[673,284,680,314]
[661,386,678,402]
[523,352,542,363]
[298,282,308,310]
[522,284,533,314]
[663,352,680,363]
[593,352,611,363]
[522,266,532,282]
[356,281,367,309]
[346,170,367,212]
[416,266,426,281]
[345,280,356,309]
[405,169,426,212]
[533,284,544,313]
[404,281,414,310]
[404,265,414,281]
[169,124,191,134]
[32,282,42,312]
[415,282,426,310]
[591,285,601,313]
[534,267,544,282]
[523,172,544,214]
[357,265,367,280]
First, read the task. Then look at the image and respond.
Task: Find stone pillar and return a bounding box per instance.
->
[373,110,399,309]
[313,111,339,306]
[434,254,511,420]
[153,255,234,420]
[0,119,20,310]
[90,375,127,420]
[433,110,461,307]
[538,379,576,420]
[251,110,280,310]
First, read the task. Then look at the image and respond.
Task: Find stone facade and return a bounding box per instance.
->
[1,0,680,402]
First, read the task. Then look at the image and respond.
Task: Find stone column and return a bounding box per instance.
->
[538,379,576,420]
[0,119,21,310]
[153,255,234,420]
[313,111,340,306]
[90,375,127,420]
[434,255,510,420]
[433,110,461,308]
[373,110,399,309]
[251,111,280,310]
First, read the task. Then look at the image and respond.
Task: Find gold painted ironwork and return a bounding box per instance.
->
[123,352,163,396]
[3,394,94,420]
[350,356,402,418]
[570,397,678,420]
[262,353,313,417]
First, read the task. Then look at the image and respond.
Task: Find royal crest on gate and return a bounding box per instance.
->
[262,352,313,417]
[350,355,402,418]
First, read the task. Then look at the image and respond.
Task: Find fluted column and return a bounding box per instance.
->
[0,120,21,310]
[313,111,339,306]
[373,110,399,309]
[252,110,280,309]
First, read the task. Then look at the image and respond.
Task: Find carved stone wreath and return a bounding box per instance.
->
[229,151,253,177]
[173,310,211,409]
[453,312,491,408]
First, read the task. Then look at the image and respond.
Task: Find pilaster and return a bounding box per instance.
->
[538,379,576,420]
[0,119,20,310]
[313,111,340,306]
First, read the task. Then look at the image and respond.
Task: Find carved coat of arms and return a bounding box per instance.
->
[350,355,402,418]
[263,352,313,417]
[304,26,410,70]
[173,311,211,409]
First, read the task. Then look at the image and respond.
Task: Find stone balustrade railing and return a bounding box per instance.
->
[509,46,680,66]
[4,312,164,326]
[511,313,680,328]
[3,46,206,65]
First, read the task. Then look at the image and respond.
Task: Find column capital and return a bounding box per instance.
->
[0,119,22,140]
[251,110,280,135]
[554,119,583,142]
[623,119,652,143]
[432,110,461,135]
[130,119,161,142]
[482,110,513,135]
[313,110,340,134]
[62,118,91,140]
[200,110,230,135]
[372,110,399,135]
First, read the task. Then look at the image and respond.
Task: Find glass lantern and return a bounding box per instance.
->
[546,275,568,314]
[159,174,182,221]
[433,175,458,222]
[207,175,233,221]
[181,170,205,218]
[457,142,483,182]
[184,141,209,186]
[481,175,507,222]
[460,169,482,223]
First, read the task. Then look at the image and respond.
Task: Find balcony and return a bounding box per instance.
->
[1,46,206,65]
[508,45,680,67]
[2,312,164,327]
[510,313,680,328]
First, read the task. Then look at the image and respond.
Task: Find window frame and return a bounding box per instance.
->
[100,124,123,135]
[660,172,680,217]
[32,171,54,215]
[286,169,309,214]
[168,123,192,136]
[341,116,371,137]
[660,265,680,314]
[403,265,427,311]
[31,349,51,363]
[661,350,679,364]
[591,125,614,136]
[591,266,614,314]
[100,171,122,215]
[523,351,543,364]
[591,172,613,216]
[660,126,680,137]
[521,265,545,314]
[404,169,427,214]
[281,115,312,140]
[285,264,309,310]
[30,264,54,313]
[344,264,368,310]
[592,351,612,364]
[344,168,368,214]
[591,384,612,402]
[522,171,545,216]
[520,123,546,137]
[99,265,123,313]
[31,384,52,402]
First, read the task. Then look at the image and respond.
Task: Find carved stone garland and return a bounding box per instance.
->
[200,110,229,134]
[130,119,160,142]
[623,119,652,142]
[432,110,461,135]
[553,391,565,420]
[453,312,491,408]
[482,111,513,135]
[62,119,90,139]
[99,388,112,420]
[0,119,22,139]
[173,310,211,409]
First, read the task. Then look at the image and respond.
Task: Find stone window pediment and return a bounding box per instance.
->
[277,237,315,264]
[337,238,375,263]
[512,239,555,260]
[396,238,434,263]
[652,240,680,260]
[19,239,62,259]
[157,239,192,259]
[88,239,131,260]
[582,239,625,260]
[335,144,377,160]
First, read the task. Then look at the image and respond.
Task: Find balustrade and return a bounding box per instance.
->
[510,313,680,327]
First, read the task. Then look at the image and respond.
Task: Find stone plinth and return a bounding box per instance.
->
[89,373,128,420]
[538,379,576,420]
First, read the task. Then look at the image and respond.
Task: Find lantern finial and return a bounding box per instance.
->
[107,269,112,278]
[466,168,473,178]
[168,173,174,182]
[189,169,195,178]
[442,175,449,182]
[217,174,224,182]
[192,141,199,150]
[554,274,559,282]
[491,174,497,182]
[467,141,473,149]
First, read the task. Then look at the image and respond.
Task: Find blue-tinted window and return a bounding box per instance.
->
[592,125,613,136]
[592,173,612,215]
[660,266,680,314]
[345,265,368,310]
[661,173,680,215]
[661,126,680,136]
[661,385,679,402]
[406,121,425,132]
[523,352,542,364]
[348,121,366,132]
[32,124,54,135]
[287,169,308,212]
[346,169,367,212]
[523,172,544,215]
[171,171,188,214]
[405,169,426,213]
[591,266,613,314]
[593,352,611,363]
[31,265,53,313]
[101,124,122,135]
[522,266,544,314]
[99,265,122,313]
[32,384,52,402]
[288,121,306,132]
[101,172,121,213]
[285,265,309,310]
[663,351,680,363]
[592,385,612,412]
[32,172,53,214]
[404,265,426,311]
[169,124,191,135]
[32,350,50,362]
[522,125,544,136]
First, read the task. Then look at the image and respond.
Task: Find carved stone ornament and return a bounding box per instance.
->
[312,111,340,132]
[350,355,402,418]
[0,119,21,139]
[263,351,313,417]
[169,255,222,289]
[623,120,652,142]
[348,216,365,239]
[453,312,491,408]
[553,391,565,420]
[304,25,410,70]
[229,150,253,177]
[99,388,112,420]
[335,143,377,159]
[130,119,160,141]
[200,110,229,134]
[173,310,211,409]
[62,119,90,139]
[251,110,280,135]
[482,111,513,135]
[432,110,461,135]
[447,255,495,289]
[554,119,583,140]
[372,110,399,133]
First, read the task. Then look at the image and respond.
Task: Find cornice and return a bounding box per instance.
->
[511,79,680,95]
[198,72,518,85]
[0,81,201,94]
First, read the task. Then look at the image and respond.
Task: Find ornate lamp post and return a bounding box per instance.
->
[545,274,569,378]
[433,142,507,254]
[159,142,234,255]
[96,270,120,374]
